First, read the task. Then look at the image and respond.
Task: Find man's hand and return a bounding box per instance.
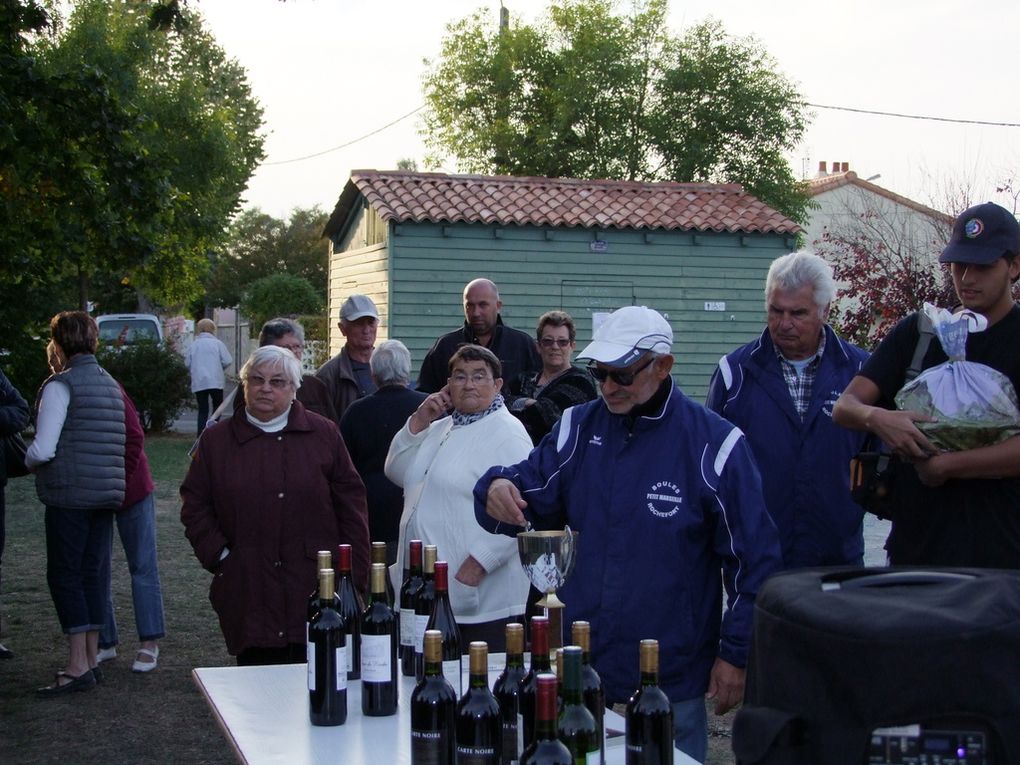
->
[485,478,529,527]
[866,407,938,460]
[705,658,744,715]
[455,555,487,586]
[408,386,453,434]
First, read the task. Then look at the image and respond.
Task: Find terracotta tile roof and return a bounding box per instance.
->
[323,171,801,238]
[807,171,954,225]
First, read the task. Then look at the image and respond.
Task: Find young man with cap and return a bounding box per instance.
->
[315,294,379,423]
[834,201,1020,567]
[473,305,782,762]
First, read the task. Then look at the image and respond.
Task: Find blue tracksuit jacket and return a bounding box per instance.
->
[473,381,782,704]
[705,326,869,567]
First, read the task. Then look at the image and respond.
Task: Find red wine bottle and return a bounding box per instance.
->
[426,560,463,696]
[558,646,599,765]
[414,544,438,682]
[401,539,424,677]
[336,543,364,680]
[625,640,673,765]
[519,616,550,750]
[307,550,333,653]
[361,562,398,716]
[492,622,528,765]
[519,674,572,765]
[456,641,503,764]
[572,621,605,765]
[371,541,396,608]
[410,629,457,765]
[307,568,347,726]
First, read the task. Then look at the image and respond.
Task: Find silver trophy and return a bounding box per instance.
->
[518,527,578,651]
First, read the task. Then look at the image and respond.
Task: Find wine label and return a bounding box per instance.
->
[361,634,393,682]
[307,648,316,691]
[345,637,353,679]
[414,613,429,652]
[501,720,520,761]
[585,751,600,764]
[410,730,446,765]
[443,658,462,695]
[455,745,497,764]
[400,609,414,647]
[336,647,348,691]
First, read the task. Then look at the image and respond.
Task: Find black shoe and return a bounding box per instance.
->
[92,665,104,684]
[0,643,13,660]
[36,670,97,697]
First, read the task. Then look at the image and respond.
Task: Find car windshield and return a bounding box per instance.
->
[98,320,159,344]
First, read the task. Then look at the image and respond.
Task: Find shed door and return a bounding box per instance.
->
[559,280,636,347]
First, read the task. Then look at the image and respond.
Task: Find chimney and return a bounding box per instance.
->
[832,160,840,174]
[818,161,827,176]
[841,161,850,172]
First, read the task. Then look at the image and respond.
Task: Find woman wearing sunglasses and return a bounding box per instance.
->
[507,311,597,445]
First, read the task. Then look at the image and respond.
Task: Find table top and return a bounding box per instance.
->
[193,660,700,765]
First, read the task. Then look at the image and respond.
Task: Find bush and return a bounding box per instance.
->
[97,340,191,432]
[240,273,323,332]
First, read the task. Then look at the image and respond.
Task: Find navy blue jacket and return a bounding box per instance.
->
[474,381,782,704]
[706,326,869,567]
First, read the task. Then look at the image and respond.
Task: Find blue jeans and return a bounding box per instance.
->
[672,696,708,763]
[45,506,113,634]
[99,493,166,647]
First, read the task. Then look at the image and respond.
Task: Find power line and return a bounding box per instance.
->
[262,105,426,166]
[807,102,1020,128]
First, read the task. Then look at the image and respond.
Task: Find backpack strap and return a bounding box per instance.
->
[905,311,934,383]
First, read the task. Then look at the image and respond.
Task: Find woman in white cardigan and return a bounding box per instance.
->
[385,345,533,650]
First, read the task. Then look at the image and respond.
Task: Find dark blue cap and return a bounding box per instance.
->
[939,202,1020,265]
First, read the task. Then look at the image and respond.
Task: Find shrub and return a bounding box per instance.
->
[240,273,322,332]
[97,340,191,432]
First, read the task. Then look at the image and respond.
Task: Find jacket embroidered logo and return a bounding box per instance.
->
[822,389,842,417]
[646,481,682,518]
[588,435,602,446]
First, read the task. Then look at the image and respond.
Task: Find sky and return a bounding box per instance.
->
[196,0,1020,221]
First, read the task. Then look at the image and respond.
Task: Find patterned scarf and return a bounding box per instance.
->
[451,394,505,428]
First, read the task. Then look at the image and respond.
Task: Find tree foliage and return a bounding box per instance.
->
[97,340,192,432]
[422,0,810,222]
[239,273,324,333]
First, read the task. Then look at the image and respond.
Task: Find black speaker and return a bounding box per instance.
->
[733,567,1020,764]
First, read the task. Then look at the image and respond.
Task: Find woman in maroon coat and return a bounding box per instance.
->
[181,345,369,665]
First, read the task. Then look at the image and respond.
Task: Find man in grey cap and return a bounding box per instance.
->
[473,305,781,762]
[834,201,1020,567]
[316,294,379,423]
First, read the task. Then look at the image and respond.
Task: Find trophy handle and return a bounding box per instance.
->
[561,524,576,573]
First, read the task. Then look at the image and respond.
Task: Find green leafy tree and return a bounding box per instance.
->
[97,340,192,432]
[422,0,809,222]
[240,273,324,333]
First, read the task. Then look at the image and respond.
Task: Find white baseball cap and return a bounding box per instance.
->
[578,306,673,367]
[340,294,379,322]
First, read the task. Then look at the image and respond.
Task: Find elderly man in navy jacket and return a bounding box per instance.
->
[706,251,869,568]
[475,306,781,763]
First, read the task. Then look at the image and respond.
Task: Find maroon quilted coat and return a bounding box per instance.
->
[181,401,369,655]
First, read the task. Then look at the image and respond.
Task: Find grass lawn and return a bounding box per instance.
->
[0,433,234,764]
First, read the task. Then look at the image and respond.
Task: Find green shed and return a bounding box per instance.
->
[322,171,800,398]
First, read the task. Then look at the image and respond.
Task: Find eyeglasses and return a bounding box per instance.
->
[539,337,572,349]
[246,374,291,390]
[587,355,657,386]
[278,342,304,353]
[449,372,494,386]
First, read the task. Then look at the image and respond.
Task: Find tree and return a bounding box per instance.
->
[239,273,323,333]
[204,206,330,309]
[422,0,810,222]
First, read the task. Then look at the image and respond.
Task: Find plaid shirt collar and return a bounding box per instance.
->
[775,330,826,420]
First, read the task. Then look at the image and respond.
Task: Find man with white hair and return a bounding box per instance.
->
[706,251,870,568]
[474,305,781,762]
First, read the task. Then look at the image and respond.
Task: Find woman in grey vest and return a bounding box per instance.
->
[26,311,126,696]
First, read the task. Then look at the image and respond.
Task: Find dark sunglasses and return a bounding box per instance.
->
[539,337,572,348]
[587,355,656,386]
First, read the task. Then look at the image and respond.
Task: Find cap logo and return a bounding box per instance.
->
[964,218,984,239]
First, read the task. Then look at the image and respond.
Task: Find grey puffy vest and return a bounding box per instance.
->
[35,355,126,509]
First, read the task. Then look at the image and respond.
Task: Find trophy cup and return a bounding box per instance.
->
[517,527,578,652]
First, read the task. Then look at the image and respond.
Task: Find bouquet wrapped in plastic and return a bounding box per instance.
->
[895,303,1020,451]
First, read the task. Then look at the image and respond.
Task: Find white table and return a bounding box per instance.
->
[193,660,700,765]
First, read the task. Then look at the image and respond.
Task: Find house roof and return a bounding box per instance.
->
[323,170,801,239]
[806,170,954,225]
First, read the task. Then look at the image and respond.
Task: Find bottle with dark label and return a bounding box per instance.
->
[401,539,425,677]
[554,648,564,710]
[411,629,457,765]
[492,622,527,765]
[371,541,396,607]
[519,674,572,765]
[456,641,503,765]
[426,560,463,697]
[558,645,599,765]
[307,550,333,652]
[336,543,364,680]
[414,544,438,682]
[519,616,550,749]
[571,621,605,765]
[625,640,673,765]
[308,568,347,726]
[361,562,398,716]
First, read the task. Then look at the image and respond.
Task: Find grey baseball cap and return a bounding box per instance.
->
[340,294,379,322]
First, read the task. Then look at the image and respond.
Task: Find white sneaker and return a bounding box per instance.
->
[96,646,118,663]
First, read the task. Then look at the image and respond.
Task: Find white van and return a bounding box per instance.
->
[95,314,164,346]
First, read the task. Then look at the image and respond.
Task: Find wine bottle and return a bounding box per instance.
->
[411,629,458,765]
[361,562,398,716]
[625,640,673,765]
[307,550,333,650]
[401,539,425,677]
[519,616,550,749]
[426,560,463,696]
[371,541,396,608]
[414,544,438,682]
[308,568,347,726]
[571,621,605,765]
[456,641,503,764]
[555,648,564,710]
[336,543,364,680]
[492,622,528,765]
[558,646,599,765]
[519,674,572,765]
